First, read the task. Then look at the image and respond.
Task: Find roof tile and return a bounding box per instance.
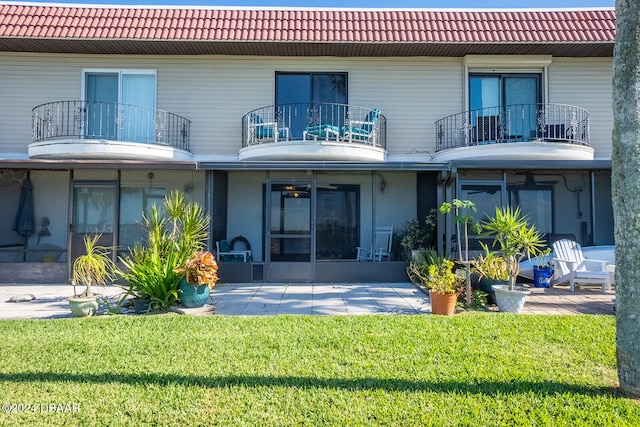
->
[0,4,616,45]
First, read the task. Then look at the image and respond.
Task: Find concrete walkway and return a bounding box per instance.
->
[0,282,615,319]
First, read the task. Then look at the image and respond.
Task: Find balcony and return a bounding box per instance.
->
[239,103,387,161]
[29,101,192,161]
[432,104,594,162]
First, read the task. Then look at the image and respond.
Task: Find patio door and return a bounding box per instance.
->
[469,73,541,140]
[84,70,156,142]
[69,182,117,269]
[266,181,314,282]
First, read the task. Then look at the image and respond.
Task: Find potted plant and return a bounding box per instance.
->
[174,250,219,308]
[400,209,437,259]
[69,234,117,317]
[439,199,481,306]
[532,248,553,288]
[480,206,545,313]
[472,244,509,305]
[408,249,463,315]
[118,191,209,313]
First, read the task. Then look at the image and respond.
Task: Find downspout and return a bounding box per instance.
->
[371,171,376,255]
[438,168,455,257]
[590,171,596,245]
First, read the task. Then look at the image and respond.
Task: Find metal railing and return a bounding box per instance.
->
[32,100,191,151]
[435,103,590,151]
[242,103,386,149]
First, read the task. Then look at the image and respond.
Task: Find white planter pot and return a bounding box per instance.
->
[491,284,531,313]
[68,295,100,317]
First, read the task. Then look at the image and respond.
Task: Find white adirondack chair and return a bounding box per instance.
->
[551,239,613,293]
[357,225,393,261]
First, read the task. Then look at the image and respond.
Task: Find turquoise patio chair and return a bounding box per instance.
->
[247,113,289,145]
[343,108,380,144]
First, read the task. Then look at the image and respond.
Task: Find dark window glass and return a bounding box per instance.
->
[316,185,360,260]
[276,73,347,138]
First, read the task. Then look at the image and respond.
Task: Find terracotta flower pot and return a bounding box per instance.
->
[429,290,458,316]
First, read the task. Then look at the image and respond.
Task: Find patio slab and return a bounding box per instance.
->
[0,282,616,319]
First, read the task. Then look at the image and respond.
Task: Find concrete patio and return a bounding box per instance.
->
[0,282,615,319]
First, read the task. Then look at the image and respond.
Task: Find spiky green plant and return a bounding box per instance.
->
[481,206,546,290]
[118,190,209,310]
[71,234,116,298]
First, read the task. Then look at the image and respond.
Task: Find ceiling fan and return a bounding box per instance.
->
[511,172,558,189]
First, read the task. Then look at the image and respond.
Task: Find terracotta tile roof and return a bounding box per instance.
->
[0,4,616,57]
[0,4,615,43]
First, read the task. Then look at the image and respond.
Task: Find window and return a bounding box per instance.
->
[83,70,156,142]
[316,185,360,260]
[118,186,165,256]
[276,72,347,138]
[469,73,541,141]
[458,182,504,224]
[508,187,553,235]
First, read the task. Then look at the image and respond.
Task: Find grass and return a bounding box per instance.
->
[0,313,637,426]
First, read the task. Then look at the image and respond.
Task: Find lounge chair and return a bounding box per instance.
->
[551,238,613,293]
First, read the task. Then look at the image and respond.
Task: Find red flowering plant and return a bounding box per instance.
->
[173,251,219,290]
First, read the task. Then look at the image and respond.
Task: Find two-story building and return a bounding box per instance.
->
[0,3,616,283]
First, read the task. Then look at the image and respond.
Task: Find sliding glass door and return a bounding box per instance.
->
[469,73,541,141]
[84,70,156,142]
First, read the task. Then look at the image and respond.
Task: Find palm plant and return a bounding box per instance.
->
[71,234,116,298]
[481,206,545,290]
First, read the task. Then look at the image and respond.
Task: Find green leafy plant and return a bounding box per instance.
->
[408,249,463,294]
[118,190,209,310]
[473,243,509,281]
[457,289,490,310]
[480,206,546,290]
[400,209,437,252]
[439,199,481,262]
[440,199,482,306]
[533,247,553,269]
[71,234,117,298]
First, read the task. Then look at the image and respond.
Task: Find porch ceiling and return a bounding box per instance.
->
[196,160,449,171]
[0,159,197,170]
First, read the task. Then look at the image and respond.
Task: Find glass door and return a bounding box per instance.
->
[276,73,347,139]
[69,182,117,269]
[469,73,541,141]
[84,71,156,143]
[266,181,314,282]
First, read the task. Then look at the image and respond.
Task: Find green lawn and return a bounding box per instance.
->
[0,314,637,426]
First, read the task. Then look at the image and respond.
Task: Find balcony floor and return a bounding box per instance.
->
[28,138,193,161]
[431,140,594,162]
[238,139,386,161]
